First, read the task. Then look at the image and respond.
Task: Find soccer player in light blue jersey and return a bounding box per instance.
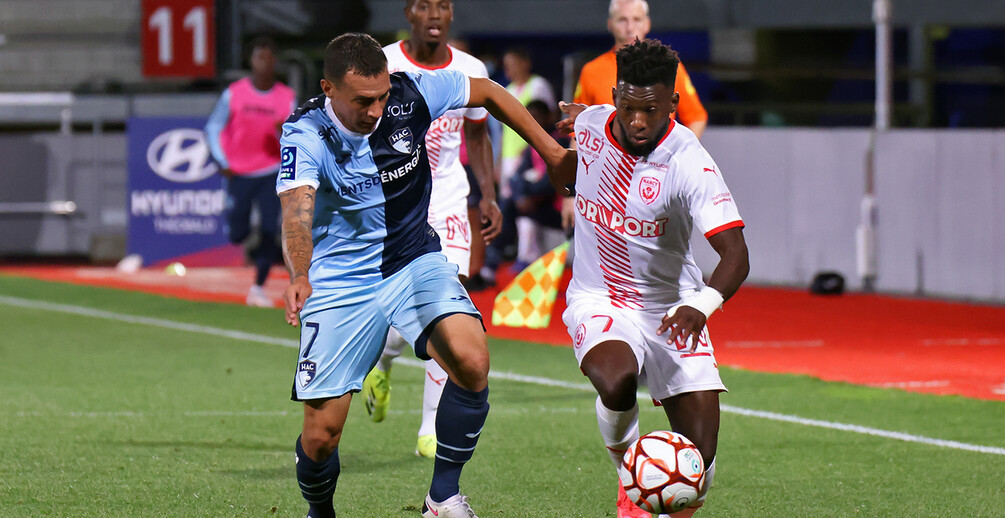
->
[277,33,572,518]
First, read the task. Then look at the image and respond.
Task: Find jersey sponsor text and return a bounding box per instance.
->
[576,194,667,238]
[380,144,425,184]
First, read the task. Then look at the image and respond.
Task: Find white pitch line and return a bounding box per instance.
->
[871,380,951,389]
[920,338,1002,346]
[15,410,294,418]
[2,294,1003,457]
[721,339,824,348]
[0,295,298,348]
[14,407,585,418]
[719,405,1005,456]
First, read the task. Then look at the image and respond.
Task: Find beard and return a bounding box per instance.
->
[616,119,669,158]
[622,138,658,158]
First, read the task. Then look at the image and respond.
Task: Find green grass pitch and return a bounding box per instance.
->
[0,275,1002,517]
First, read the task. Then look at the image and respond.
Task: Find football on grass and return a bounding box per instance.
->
[618,430,705,513]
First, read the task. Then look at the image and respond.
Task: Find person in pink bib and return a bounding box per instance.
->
[205,37,296,307]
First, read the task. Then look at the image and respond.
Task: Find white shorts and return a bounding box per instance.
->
[429,206,472,278]
[562,295,726,401]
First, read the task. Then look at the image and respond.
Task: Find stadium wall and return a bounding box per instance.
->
[1,125,1001,302]
[690,128,1004,302]
[368,0,1005,33]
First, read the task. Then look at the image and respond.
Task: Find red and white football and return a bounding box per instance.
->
[618,430,705,513]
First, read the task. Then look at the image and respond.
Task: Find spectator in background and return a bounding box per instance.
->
[564,0,709,233]
[475,48,556,287]
[574,0,707,138]
[499,47,557,191]
[506,100,567,267]
[205,37,296,307]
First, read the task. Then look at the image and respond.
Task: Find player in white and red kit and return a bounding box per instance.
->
[362,0,501,459]
[554,39,749,518]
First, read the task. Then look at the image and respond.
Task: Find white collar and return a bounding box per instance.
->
[324,96,380,138]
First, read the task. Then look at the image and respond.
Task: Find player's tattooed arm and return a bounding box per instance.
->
[279,185,315,326]
[279,185,316,281]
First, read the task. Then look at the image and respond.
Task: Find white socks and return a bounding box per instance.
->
[515,216,541,264]
[418,359,448,437]
[377,327,408,373]
[594,397,640,468]
[697,458,715,504]
[377,327,449,439]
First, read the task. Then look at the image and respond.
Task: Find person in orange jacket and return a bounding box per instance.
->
[563,0,709,231]
[573,0,707,139]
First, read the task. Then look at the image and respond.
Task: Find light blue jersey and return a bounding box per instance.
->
[278,70,482,400]
[277,70,471,300]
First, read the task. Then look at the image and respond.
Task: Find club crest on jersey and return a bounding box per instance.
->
[297,360,317,389]
[640,177,661,204]
[389,127,413,154]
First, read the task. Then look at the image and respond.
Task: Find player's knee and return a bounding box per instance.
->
[592,370,637,411]
[450,345,489,389]
[301,423,343,460]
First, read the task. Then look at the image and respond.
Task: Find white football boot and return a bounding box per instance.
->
[246,285,274,307]
[421,493,479,518]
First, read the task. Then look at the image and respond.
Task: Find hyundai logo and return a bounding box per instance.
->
[146,128,218,183]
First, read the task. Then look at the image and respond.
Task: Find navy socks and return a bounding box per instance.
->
[295,435,339,518]
[429,380,489,502]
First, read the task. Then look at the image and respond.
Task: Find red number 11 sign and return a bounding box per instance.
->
[142,0,216,78]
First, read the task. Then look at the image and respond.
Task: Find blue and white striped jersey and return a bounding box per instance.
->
[276,70,471,291]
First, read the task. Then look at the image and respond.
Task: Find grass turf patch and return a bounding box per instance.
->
[0,275,1002,517]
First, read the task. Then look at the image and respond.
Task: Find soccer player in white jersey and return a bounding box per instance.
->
[553,39,749,518]
[279,33,570,518]
[362,0,502,460]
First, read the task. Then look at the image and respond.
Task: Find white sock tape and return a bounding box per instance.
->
[665,287,724,321]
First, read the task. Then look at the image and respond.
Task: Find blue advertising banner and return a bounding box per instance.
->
[127,117,231,266]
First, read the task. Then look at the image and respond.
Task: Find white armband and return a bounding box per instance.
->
[665,287,724,321]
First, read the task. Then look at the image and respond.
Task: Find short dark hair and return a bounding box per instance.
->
[615,38,679,88]
[405,0,452,7]
[503,46,531,62]
[525,99,551,117]
[249,36,277,55]
[324,33,388,83]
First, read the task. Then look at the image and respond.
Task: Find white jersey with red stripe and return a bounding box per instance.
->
[383,41,488,218]
[568,104,744,309]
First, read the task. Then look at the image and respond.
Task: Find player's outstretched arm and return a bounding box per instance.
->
[279,185,316,326]
[658,227,749,351]
[467,78,577,191]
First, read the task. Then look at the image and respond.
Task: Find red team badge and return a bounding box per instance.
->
[574,323,586,349]
[640,177,661,204]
